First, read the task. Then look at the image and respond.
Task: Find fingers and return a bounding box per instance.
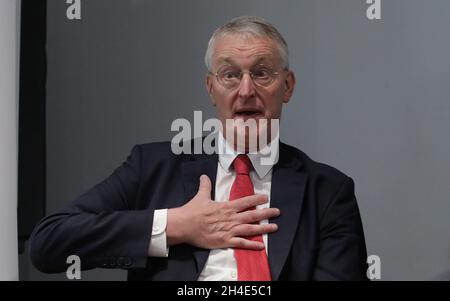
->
[229,194,269,212]
[229,237,265,250]
[232,223,278,238]
[228,223,278,250]
[235,208,280,224]
[197,175,212,197]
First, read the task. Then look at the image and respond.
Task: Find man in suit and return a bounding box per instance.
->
[30,16,368,280]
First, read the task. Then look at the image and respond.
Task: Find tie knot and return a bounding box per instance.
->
[233,154,252,175]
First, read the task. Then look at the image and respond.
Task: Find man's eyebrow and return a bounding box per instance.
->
[215,57,235,66]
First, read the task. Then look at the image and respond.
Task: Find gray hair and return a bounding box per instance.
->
[204,16,289,71]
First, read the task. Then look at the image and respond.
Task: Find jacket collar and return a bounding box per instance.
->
[217,131,279,179]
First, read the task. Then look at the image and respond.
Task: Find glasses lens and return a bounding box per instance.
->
[251,65,274,86]
[218,67,241,89]
[216,64,277,89]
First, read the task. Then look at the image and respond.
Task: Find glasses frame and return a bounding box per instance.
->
[209,64,285,90]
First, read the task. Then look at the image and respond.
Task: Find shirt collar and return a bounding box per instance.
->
[217,131,279,179]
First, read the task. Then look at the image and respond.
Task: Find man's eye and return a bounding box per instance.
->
[252,69,270,79]
[223,71,240,79]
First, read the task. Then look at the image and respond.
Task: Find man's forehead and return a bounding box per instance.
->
[212,36,280,66]
[215,55,276,67]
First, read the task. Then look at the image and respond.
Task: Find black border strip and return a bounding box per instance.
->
[18,0,47,253]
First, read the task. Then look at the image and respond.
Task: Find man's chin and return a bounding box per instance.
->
[222,121,274,153]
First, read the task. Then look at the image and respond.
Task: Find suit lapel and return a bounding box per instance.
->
[268,144,308,280]
[181,153,218,278]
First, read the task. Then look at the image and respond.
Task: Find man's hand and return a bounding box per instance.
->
[167,175,280,250]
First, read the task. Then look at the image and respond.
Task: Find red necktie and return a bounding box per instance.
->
[230,154,271,281]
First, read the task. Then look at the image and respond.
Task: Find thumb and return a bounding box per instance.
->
[197,175,212,198]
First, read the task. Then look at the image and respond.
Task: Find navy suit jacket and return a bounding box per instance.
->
[30,141,368,280]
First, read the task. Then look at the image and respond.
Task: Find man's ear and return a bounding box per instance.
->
[206,74,216,106]
[283,71,296,104]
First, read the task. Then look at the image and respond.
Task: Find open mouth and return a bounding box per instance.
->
[233,110,264,120]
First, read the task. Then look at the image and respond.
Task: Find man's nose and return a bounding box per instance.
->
[238,73,256,99]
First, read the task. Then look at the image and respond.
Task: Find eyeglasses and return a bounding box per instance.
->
[210,64,282,90]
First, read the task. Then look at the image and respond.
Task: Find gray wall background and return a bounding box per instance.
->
[19,0,450,280]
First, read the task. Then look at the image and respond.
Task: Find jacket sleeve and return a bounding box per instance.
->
[313,177,369,280]
[29,145,154,273]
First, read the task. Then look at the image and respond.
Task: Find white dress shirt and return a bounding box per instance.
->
[148,133,279,281]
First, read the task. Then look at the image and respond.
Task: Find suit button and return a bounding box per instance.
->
[231,271,237,279]
[124,257,132,267]
[108,257,116,268]
[102,257,110,267]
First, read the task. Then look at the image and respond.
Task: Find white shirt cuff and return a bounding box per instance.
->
[148,209,169,257]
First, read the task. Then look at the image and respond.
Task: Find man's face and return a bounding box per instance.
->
[206,34,295,143]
